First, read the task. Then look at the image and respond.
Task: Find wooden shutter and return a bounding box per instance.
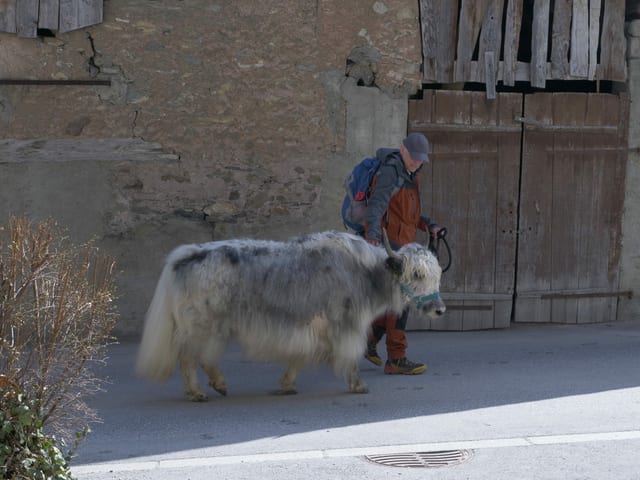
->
[0,0,102,37]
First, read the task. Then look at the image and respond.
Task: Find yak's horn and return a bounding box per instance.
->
[382,228,400,259]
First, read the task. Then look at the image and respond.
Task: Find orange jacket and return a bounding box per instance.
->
[364,150,428,248]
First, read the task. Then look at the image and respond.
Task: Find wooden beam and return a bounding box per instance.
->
[455,0,492,81]
[0,0,17,33]
[478,0,504,88]
[421,0,459,83]
[39,0,60,31]
[16,0,38,37]
[502,0,523,86]
[599,0,627,81]
[485,51,496,99]
[60,0,103,33]
[588,0,602,80]
[550,0,571,79]
[570,0,589,77]
[530,0,550,88]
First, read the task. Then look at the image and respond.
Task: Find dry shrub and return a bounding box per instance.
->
[0,216,118,474]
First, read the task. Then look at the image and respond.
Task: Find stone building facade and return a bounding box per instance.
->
[4,1,640,336]
[0,1,423,336]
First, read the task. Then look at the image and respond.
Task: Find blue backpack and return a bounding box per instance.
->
[341,157,381,235]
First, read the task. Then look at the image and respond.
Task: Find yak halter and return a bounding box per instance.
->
[400,284,441,309]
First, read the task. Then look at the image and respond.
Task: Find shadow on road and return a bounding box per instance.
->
[72,320,640,466]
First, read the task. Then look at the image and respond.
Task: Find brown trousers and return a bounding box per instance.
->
[368,308,409,360]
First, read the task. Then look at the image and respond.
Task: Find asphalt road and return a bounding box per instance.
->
[70,320,640,480]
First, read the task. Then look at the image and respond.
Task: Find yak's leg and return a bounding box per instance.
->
[201,364,227,397]
[276,362,301,395]
[200,338,228,396]
[330,334,369,394]
[180,356,208,402]
[346,362,369,394]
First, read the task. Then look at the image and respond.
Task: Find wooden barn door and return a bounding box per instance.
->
[515,93,630,324]
[409,90,521,330]
[408,90,629,329]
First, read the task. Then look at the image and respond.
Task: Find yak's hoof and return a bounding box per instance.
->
[209,382,228,397]
[350,384,369,394]
[187,391,209,402]
[272,388,298,395]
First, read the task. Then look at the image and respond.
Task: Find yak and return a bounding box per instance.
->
[136,230,445,400]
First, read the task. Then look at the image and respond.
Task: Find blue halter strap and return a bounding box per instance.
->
[400,284,441,310]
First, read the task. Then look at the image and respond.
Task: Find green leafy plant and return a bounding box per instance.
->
[0,216,118,478]
[0,378,75,479]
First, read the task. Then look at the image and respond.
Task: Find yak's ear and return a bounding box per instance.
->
[385,256,404,275]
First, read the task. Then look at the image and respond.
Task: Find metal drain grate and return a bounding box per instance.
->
[365,449,473,468]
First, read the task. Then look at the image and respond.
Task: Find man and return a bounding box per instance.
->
[364,132,439,375]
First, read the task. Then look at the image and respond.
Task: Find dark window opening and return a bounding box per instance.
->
[37,28,56,38]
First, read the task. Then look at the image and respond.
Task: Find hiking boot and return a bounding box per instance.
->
[364,344,383,366]
[384,357,427,375]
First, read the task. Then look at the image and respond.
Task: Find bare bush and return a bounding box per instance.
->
[0,216,118,445]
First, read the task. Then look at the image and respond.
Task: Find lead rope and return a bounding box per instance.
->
[428,227,451,273]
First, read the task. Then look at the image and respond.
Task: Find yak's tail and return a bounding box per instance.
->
[135,258,180,383]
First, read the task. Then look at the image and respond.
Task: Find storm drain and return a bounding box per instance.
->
[365,449,473,468]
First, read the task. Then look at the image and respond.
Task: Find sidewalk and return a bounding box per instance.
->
[71,320,640,480]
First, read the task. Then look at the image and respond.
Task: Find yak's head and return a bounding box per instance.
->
[382,230,446,318]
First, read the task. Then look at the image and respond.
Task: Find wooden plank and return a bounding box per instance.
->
[421,0,459,83]
[493,93,521,327]
[477,0,504,86]
[516,93,554,323]
[0,0,17,33]
[470,60,558,83]
[433,89,470,126]
[410,91,519,330]
[421,0,438,82]
[462,92,500,329]
[599,0,626,81]
[408,95,434,128]
[437,0,459,83]
[575,94,625,322]
[588,0,601,80]
[549,93,585,323]
[550,0,571,79]
[502,0,523,86]
[59,0,102,33]
[39,0,60,31]
[455,0,491,82]
[570,0,589,78]
[429,92,469,298]
[424,91,471,330]
[530,0,550,88]
[16,0,37,37]
[485,52,496,99]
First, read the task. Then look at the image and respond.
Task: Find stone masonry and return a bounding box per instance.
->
[0,0,423,336]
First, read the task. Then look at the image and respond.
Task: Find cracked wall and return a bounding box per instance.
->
[0,0,422,336]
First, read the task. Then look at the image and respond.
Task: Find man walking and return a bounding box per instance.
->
[364,132,439,375]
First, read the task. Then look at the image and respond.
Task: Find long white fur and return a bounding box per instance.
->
[136,231,444,399]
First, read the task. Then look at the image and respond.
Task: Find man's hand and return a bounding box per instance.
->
[366,237,381,247]
[428,223,441,238]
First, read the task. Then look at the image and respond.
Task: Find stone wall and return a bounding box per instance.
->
[620,0,640,321]
[0,0,422,337]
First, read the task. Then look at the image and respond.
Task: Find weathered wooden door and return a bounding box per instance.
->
[409,90,521,330]
[408,90,629,330]
[516,92,629,324]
